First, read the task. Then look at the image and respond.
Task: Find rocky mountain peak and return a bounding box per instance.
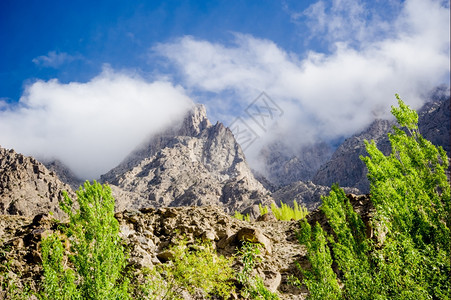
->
[102,104,273,214]
[178,103,212,136]
[0,146,74,219]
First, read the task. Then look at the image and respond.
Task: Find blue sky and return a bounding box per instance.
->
[0,0,449,179]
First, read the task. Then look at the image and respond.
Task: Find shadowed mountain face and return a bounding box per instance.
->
[101,104,273,214]
[312,92,450,193]
[257,141,335,188]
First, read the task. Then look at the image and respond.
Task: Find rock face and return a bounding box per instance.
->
[418,94,450,155]
[101,104,273,214]
[42,159,84,190]
[0,147,74,219]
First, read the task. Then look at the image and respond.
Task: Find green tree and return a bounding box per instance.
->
[360,95,450,298]
[297,95,450,299]
[57,181,129,300]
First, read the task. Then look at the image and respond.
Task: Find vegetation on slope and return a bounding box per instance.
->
[234,200,309,222]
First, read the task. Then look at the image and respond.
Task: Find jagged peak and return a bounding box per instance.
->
[177,103,212,137]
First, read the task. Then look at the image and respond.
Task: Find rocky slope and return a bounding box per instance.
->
[0,193,376,299]
[101,104,273,214]
[0,147,74,220]
[42,159,84,190]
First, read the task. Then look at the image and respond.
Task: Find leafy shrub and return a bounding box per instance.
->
[40,233,78,300]
[234,211,251,221]
[269,200,308,221]
[297,96,450,299]
[297,220,341,300]
[139,239,234,299]
[258,204,269,215]
[235,241,279,300]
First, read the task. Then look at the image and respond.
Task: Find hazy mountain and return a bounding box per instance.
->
[257,141,335,188]
[42,159,84,190]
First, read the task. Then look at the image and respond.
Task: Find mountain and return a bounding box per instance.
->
[42,159,84,190]
[101,104,273,214]
[0,146,74,219]
[257,141,334,188]
[312,119,393,193]
[312,91,450,193]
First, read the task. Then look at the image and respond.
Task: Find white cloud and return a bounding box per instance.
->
[32,51,82,68]
[0,67,194,179]
[154,0,450,167]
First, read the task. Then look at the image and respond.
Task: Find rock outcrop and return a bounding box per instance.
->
[42,159,84,190]
[0,147,74,219]
[101,104,273,214]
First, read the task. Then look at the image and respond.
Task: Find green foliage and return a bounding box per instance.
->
[41,181,129,300]
[270,200,308,221]
[258,203,269,215]
[297,96,450,299]
[360,95,450,298]
[298,220,342,300]
[40,234,78,300]
[235,241,279,300]
[234,211,251,221]
[140,239,234,299]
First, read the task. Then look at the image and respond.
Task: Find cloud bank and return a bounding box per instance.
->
[154,0,450,167]
[0,68,193,179]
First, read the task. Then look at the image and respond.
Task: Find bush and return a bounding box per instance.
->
[269,200,308,221]
[234,211,251,221]
[40,233,78,300]
[138,239,234,299]
[235,241,279,300]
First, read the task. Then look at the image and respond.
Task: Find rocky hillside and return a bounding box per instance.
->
[0,193,375,299]
[0,147,74,220]
[42,159,84,190]
[101,104,273,214]
[312,119,393,193]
